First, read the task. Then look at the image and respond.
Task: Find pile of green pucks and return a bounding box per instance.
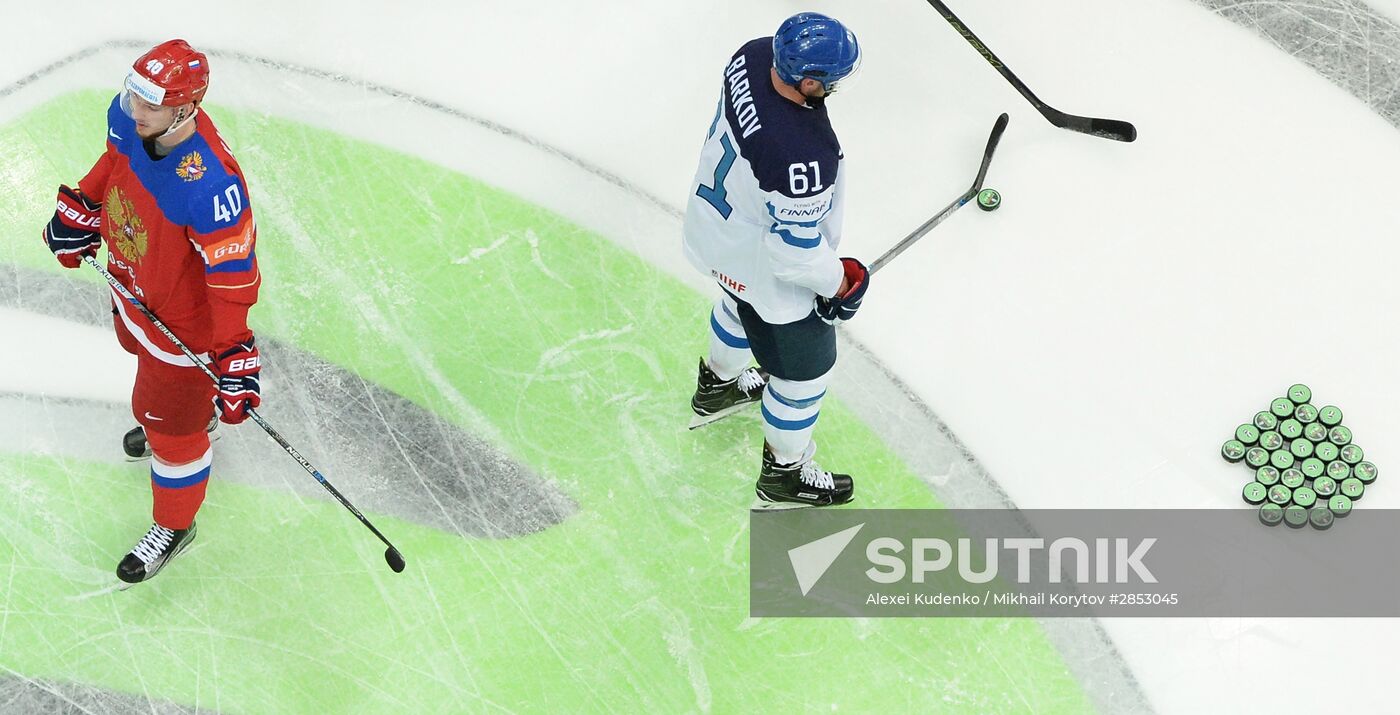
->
[1222,384,1378,529]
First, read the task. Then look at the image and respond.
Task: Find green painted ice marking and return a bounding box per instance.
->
[0,91,1092,713]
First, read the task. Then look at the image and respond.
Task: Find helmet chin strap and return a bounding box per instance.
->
[160,105,199,139]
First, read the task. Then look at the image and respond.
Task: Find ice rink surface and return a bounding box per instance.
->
[3,1,1400,713]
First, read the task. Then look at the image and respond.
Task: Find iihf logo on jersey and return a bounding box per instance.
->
[177,151,207,182]
[105,186,149,263]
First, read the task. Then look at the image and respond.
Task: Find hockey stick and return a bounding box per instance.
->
[869,112,1008,275]
[924,0,1136,143]
[83,255,407,574]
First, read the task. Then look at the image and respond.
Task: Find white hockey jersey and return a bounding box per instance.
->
[682,37,847,325]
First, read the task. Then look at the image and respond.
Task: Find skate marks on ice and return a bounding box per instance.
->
[1196,0,1400,128]
[0,264,574,539]
[0,677,203,715]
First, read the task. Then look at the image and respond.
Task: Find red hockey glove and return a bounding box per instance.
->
[42,185,102,269]
[815,257,870,324]
[215,338,262,425]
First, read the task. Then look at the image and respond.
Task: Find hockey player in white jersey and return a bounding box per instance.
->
[684,12,868,508]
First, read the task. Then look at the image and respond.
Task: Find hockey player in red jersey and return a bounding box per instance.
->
[41,40,262,585]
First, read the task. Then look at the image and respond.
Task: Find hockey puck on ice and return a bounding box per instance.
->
[1287,384,1312,405]
[1327,425,1353,446]
[1269,449,1295,470]
[1303,422,1328,443]
[1315,442,1339,463]
[1243,481,1267,505]
[975,188,1001,211]
[1340,477,1365,500]
[1283,504,1309,528]
[1278,419,1303,440]
[1270,398,1295,418]
[1291,485,1317,509]
[1253,411,1278,432]
[1255,465,1281,486]
[1329,494,1353,517]
[1259,431,1285,451]
[1235,424,1260,445]
[1340,444,1364,465]
[1326,460,1351,481]
[1312,476,1338,497]
[1221,440,1247,463]
[1267,484,1293,505]
[1245,447,1270,468]
[1294,404,1319,424]
[1318,405,1343,427]
[1290,438,1314,460]
[1353,461,1378,484]
[1258,502,1284,526]
[1309,506,1334,530]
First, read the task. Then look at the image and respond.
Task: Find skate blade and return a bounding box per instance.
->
[687,401,759,430]
[751,490,855,511]
[749,497,820,511]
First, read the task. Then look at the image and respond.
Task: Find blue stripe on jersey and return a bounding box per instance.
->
[771,226,822,249]
[710,313,750,348]
[761,403,821,431]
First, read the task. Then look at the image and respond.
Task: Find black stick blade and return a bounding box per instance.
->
[385,547,406,573]
[1047,107,1137,142]
[1088,117,1136,143]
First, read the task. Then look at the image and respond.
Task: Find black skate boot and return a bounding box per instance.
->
[755,448,854,508]
[689,359,768,429]
[123,416,219,461]
[117,522,197,586]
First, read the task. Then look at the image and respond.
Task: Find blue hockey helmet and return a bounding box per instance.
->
[772,13,861,92]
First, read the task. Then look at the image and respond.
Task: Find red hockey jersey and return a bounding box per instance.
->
[79,95,259,365]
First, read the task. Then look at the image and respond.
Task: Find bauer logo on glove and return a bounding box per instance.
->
[215,338,262,424]
[42,185,104,269]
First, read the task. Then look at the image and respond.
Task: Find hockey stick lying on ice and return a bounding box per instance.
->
[924,0,1136,143]
[83,255,407,574]
[869,112,1008,275]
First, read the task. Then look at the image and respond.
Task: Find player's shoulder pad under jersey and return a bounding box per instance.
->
[178,136,249,235]
[722,38,842,202]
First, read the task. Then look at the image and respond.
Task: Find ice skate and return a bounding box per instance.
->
[116,521,197,586]
[123,416,219,461]
[754,448,854,509]
[688,359,768,429]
